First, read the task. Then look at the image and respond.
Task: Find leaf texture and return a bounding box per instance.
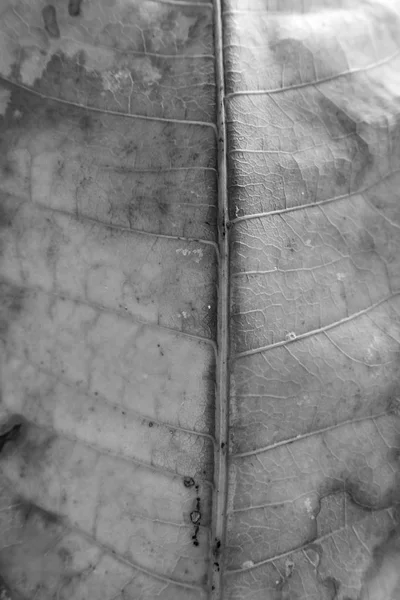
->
[223,0,400,599]
[0,1,217,599]
[0,1,400,599]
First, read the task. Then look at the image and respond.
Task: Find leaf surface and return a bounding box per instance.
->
[0,1,400,599]
[224,1,400,599]
[0,1,216,598]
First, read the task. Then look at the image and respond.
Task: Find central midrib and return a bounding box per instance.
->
[211,0,230,599]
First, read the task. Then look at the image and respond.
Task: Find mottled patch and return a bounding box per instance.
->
[270,38,317,87]
[0,419,58,482]
[0,575,12,600]
[360,525,400,599]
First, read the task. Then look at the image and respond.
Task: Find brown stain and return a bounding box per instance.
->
[0,196,18,232]
[68,0,83,17]
[42,5,60,39]
[0,574,12,600]
[318,95,374,191]
[0,282,27,341]
[270,38,318,88]
[14,497,63,529]
[360,525,400,599]
[29,50,102,106]
[0,419,58,483]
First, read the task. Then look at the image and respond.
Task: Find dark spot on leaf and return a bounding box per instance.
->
[68,0,82,16]
[285,559,294,578]
[335,171,346,187]
[0,421,22,453]
[0,574,12,600]
[183,476,195,488]
[79,114,92,133]
[42,5,60,39]
[57,546,72,566]
[0,194,22,232]
[14,497,62,528]
[190,510,201,524]
[269,38,317,87]
[0,282,27,340]
[322,576,340,597]
[148,422,153,428]
[318,95,374,190]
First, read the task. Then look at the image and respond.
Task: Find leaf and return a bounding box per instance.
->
[0,1,400,600]
[224,1,400,599]
[0,1,216,598]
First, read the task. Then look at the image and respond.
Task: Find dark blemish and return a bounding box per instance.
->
[212,585,215,591]
[157,201,169,217]
[0,575,12,600]
[357,230,376,254]
[183,476,195,488]
[0,283,26,319]
[192,524,200,544]
[191,496,201,545]
[148,422,153,428]
[68,0,82,16]
[213,538,221,559]
[190,510,201,525]
[318,95,373,190]
[360,524,400,595]
[79,114,92,133]
[44,106,60,126]
[121,411,126,416]
[214,562,220,572]
[15,497,62,527]
[336,171,346,187]
[0,415,23,452]
[42,5,60,39]
[285,559,294,578]
[1,157,14,179]
[57,546,72,565]
[221,442,225,449]
[0,203,14,230]
[322,576,340,596]
[270,38,317,88]
[319,96,357,137]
